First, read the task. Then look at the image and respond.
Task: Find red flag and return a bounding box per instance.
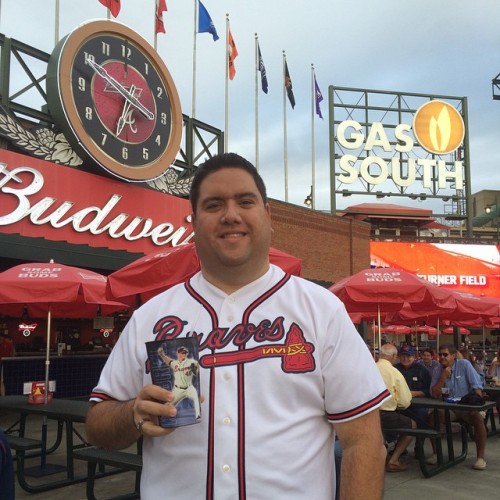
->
[99,0,121,17]
[155,0,168,34]
[228,30,238,80]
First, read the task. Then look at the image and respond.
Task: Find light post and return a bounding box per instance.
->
[304,185,313,208]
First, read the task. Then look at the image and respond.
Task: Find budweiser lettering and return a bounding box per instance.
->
[0,164,194,247]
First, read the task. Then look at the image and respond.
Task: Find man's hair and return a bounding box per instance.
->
[439,344,457,354]
[189,153,267,213]
[380,343,397,357]
[421,348,434,356]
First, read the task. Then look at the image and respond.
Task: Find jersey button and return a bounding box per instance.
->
[223,372,231,381]
[223,417,231,425]
[222,464,231,473]
[227,315,234,322]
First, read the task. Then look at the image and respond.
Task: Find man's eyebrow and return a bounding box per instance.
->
[201,192,259,204]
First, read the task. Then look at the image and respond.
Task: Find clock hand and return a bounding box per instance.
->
[86,58,154,120]
[116,84,137,136]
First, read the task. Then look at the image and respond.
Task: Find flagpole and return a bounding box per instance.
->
[283,51,288,203]
[224,14,229,153]
[192,0,197,120]
[154,0,158,51]
[310,64,316,210]
[54,0,59,46]
[255,34,259,171]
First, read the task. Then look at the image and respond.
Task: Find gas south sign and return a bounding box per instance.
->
[329,87,471,220]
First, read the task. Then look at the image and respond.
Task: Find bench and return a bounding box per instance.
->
[383,427,444,477]
[73,446,142,500]
[6,435,43,452]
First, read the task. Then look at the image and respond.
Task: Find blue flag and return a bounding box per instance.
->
[257,42,268,94]
[198,1,219,41]
[314,75,324,119]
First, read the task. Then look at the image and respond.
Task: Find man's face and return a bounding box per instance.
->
[399,353,414,368]
[438,349,455,367]
[192,167,272,287]
[178,351,187,361]
[421,351,432,364]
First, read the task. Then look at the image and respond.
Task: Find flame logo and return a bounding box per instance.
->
[413,100,465,155]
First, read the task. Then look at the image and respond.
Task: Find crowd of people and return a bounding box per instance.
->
[377,342,500,473]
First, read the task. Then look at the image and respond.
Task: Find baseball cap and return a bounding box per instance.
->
[399,346,415,356]
[177,346,188,354]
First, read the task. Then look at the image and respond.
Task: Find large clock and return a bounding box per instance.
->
[47,20,182,182]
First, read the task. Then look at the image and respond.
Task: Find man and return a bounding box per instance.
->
[377,343,417,472]
[395,345,431,429]
[86,153,390,499]
[418,348,440,379]
[157,345,200,419]
[430,344,486,470]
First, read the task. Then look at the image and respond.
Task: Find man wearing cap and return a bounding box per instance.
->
[395,345,431,429]
[157,346,200,419]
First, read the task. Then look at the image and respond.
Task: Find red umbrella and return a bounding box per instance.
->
[0,261,128,471]
[442,326,471,335]
[0,262,128,389]
[415,325,438,335]
[329,268,455,348]
[107,244,302,307]
[385,324,412,335]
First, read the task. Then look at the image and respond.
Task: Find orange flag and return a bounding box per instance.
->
[228,30,238,80]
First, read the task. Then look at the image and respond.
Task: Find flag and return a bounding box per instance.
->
[314,75,324,119]
[228,30,238,80]
[284,60,295,109]
[257,43,268,94]
[156,0,167,34]
[198,1,219,41]
[98,0,120,17]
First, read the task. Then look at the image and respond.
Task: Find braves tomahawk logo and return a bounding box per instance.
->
[146,315,316,374]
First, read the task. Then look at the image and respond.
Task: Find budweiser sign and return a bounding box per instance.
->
[0,150,193,254]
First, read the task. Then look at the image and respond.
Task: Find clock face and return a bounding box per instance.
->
[47,20,182,181]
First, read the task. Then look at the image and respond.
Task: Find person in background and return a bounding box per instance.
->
[486,348,500,422]
[0,332,15,396]
[377,343,417,472]
[418,348,440,379]
[430,344,487,470]
[395,345,431,429]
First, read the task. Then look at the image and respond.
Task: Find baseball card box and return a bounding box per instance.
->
[146,338,201,428]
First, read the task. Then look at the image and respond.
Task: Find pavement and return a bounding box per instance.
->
[2,408,500,499]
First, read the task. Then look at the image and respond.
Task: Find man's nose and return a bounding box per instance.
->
[222,201,242,223]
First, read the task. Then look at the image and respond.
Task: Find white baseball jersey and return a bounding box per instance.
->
[91,265,389,500]
[170,357,198,389]
[170,358,200,418]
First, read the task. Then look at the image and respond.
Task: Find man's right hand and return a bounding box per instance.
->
[132,384,178,437]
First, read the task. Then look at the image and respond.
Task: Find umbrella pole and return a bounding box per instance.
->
[377,304,381,352]
[41,305,52,469]
[436,317,440,353]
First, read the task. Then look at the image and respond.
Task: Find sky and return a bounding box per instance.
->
[1,0,499,216]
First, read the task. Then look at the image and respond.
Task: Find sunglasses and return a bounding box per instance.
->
[438,352,450,357]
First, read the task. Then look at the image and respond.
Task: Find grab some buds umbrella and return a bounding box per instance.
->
[107,243,303,307]
[0,261,128,472]
[329,268,456,349]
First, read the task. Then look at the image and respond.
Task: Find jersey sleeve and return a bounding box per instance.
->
[318,293,390,423]
[90,312,149,402]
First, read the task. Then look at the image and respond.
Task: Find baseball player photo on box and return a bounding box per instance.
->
[146,338,201,428]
